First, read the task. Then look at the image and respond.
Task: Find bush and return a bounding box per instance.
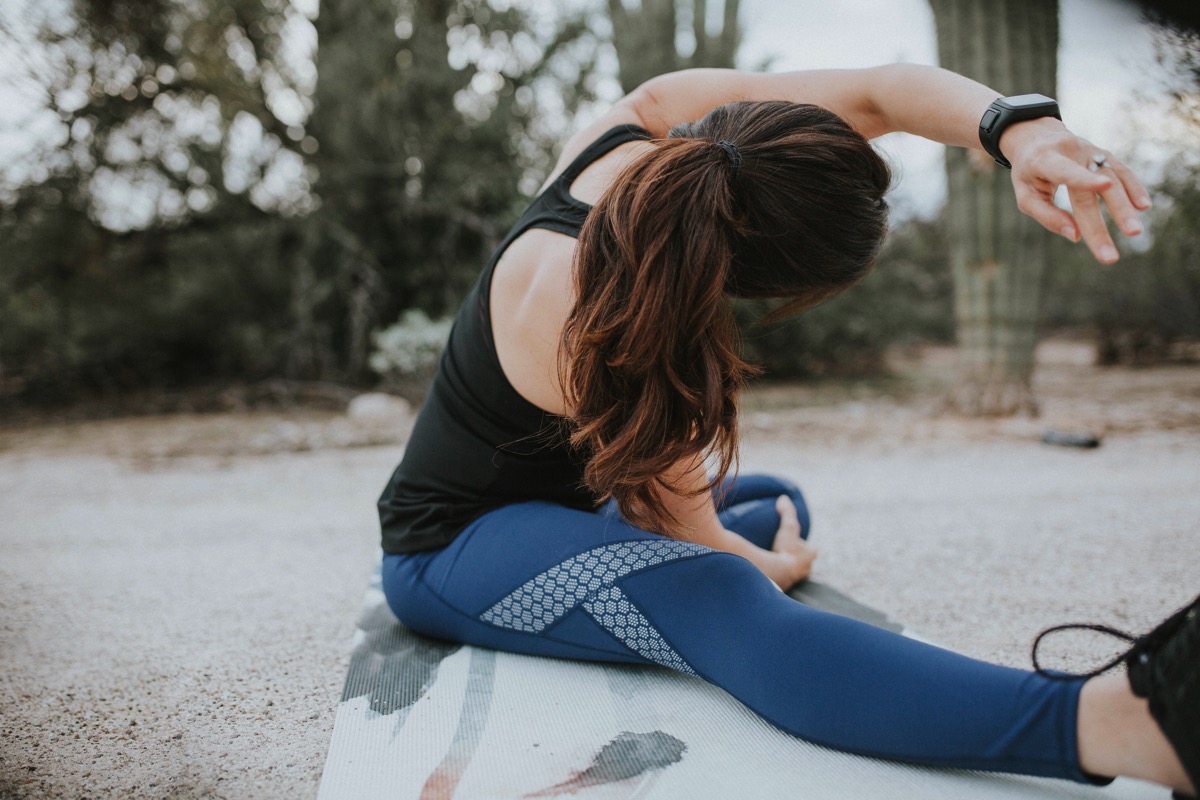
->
[368,309,454,388]
[1040,165,1200,364]
[0,189,302,403]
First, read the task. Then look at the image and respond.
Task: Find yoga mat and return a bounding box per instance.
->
[318,564,1168,800]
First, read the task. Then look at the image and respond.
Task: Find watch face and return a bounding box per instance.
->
[1002,93,1056,109]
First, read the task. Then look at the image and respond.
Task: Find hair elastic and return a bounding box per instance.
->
[716,140,742,177]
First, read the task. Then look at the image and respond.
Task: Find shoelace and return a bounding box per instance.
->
[1031,623,1139,680]
[1033,601,1199,682]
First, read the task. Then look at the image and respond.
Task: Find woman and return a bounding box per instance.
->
[377,64,1198,794]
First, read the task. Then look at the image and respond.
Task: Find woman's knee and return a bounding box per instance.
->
[381,552,441,633]
[784,481,811,538]
[724,473,807,510]
[624,549,776,620]
[720,474,811,541]
[618,550,789,667]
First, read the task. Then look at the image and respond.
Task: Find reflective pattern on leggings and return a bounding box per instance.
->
[381,473,1090,783]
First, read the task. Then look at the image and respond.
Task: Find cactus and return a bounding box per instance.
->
[930,0,1059,415]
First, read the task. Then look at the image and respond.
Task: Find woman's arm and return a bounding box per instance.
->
[593,63,1147,263]
[654,458,816,591]
[618,63,999,143]
[831,63,1150,263]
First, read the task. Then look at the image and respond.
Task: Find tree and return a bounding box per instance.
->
[304,0,603,381]
[0,0,312,400]
[607,0,741,92]
[929,0,1059,415]
[0,0,604,401]
[1143,3,1199,144]
[1039,9,1200,365]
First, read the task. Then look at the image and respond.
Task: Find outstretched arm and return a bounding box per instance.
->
[564,63,1148,263]
[840,63,1151,264]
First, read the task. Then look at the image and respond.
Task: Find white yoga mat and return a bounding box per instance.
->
[318,565,1168,800]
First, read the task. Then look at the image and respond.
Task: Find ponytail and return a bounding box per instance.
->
[561,138,753,535]
[561,100,891,536]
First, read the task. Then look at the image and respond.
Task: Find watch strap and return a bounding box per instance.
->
[978,94,1061,169]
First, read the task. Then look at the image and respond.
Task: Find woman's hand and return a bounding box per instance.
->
[767,494,817,591]
[999,117,1152,264]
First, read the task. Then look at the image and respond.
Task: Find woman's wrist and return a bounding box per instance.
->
[996,115,1069,168]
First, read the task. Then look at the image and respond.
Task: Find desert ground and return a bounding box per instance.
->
[1,339,1197,799]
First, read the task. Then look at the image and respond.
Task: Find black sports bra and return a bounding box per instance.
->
[377,124,653,554]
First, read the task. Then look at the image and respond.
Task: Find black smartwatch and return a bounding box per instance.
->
[978,94,1061,169]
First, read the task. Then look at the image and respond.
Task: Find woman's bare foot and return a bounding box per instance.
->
[769,494,817,590]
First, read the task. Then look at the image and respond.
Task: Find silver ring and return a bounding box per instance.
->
[1088,152,1109,172]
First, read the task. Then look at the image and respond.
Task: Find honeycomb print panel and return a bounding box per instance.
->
[581,585,698,675]
[478,539,708,635]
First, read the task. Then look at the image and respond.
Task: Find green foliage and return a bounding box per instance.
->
[1040,166,1200,363]
[0,184,299,400]
[0,0,603,401]
[1144,6,1200,131]
[4,0,1192,409]
[0,0,316,401]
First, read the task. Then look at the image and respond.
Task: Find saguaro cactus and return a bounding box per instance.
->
[930,0,1059,415]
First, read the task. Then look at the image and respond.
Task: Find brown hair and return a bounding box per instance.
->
[561,100,891,534]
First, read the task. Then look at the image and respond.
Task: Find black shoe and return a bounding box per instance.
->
[1031,593,1200,798]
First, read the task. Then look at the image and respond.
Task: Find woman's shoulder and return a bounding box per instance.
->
[538,105,653,197]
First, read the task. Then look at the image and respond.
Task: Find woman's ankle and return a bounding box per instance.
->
[1077,673,1193,794]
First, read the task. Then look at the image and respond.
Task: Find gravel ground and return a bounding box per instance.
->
[1,341,1197,799]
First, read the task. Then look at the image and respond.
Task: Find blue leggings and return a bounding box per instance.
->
[382,474,1090,782]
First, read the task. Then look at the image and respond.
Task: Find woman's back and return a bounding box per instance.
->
[488,124,655,416]
[375,121,654,554]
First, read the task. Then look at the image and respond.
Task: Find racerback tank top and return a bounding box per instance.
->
[378,124,653,554]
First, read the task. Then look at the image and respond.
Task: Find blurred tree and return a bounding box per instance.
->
[1144,3,1199,143]
[1093,167,1200,364]
[1139,0,1200,36]
[1038,6,1200,365]
[0,0,312,401]
[0,0,604,401]
[304,0,602,381]
[930,0,1059,416]
[1039,167,1200,365]
[607,0,741,92]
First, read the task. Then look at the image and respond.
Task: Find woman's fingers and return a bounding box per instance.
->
[1109,156,1153,212]
[1013,179,1080,242]
[1083,150,1147,237]
[1014,147,1149,264]
[1070,190,1120,263]
[1069,157,1147,263]
[1013,150,1106,243]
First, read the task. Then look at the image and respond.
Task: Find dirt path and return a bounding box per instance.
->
[1,341,1197,798]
